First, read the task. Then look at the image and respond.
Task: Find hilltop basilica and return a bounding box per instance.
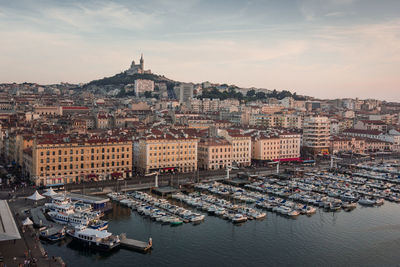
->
[126,54,152,75]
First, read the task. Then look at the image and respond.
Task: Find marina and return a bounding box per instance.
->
[12,160,400,266]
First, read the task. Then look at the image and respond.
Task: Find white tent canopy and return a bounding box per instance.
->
[27,190,45,201]
[22,217,33,226]
[43,187,57,197]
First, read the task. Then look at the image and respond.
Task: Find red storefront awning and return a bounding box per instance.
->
[273,157,301,162]
[111,172,123,177]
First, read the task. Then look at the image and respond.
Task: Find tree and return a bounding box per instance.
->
[256,92,266,99]
[246,89,255,97]
[117,88,126,97]
[144,91,152,98]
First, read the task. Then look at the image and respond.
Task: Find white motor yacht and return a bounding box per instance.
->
[67,226,120,251]
[231,214,247,223]
[358,198,375,206]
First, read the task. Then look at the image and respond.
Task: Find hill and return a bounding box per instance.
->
[85,72,177,87]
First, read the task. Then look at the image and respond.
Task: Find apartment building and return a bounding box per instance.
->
[251,132,301,162]
[251,135,280,161]
[198,138,232,170]
[218,130,251,167]
[279,132,301,160]
[302,116,330,155]
[133,133,198,174]
[354,120,388,133]
[330,136,366,154]
[23,134,132,186]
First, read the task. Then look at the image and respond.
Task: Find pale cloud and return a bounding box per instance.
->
[0,0,399,101]
[43,2,159,31]
[298,0,358,21]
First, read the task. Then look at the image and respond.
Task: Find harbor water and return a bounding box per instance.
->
[42,200,400,267]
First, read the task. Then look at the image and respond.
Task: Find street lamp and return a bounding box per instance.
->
[226,165,232,180]
[145,171,159,188]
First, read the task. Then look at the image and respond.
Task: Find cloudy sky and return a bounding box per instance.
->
[0,0,399,101]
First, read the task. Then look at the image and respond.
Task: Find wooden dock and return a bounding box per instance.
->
[119,233,152,252]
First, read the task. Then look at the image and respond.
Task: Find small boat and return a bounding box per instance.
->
[330,201,342,211]
[300,205,316,215]
[169,217,183,226]
[375,198,384,206]
[40,227,66,242]
[207,205,217,215]
[232,214,247,223]
[342,202,357,211]
[288,210,300,217]
[89,219,109,230]
[358,198,375,206]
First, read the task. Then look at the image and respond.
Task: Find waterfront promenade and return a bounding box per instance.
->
[0,198,64,267]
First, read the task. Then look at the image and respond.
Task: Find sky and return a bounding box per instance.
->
[0,0,399,101]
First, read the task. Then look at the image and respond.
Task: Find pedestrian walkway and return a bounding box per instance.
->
[0,199,64,267]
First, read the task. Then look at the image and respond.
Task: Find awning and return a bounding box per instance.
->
[87,173,98,178]
[27,190,45,201]
[162,167,176,171]
[273,157,301,162]
[46,183,64,187]
[43,187,58,197]
[111,172,123,177]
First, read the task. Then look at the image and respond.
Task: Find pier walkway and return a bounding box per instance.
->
[0,199,64,266]
[119,233,152,252]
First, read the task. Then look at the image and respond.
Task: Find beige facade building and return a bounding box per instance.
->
[218,130,251,167]
[133,134,198,174]
[249,113,302,129]
[252,135,280,161]
[330,136,366,154]
[34,106,62,116]
[23,134,132,186]
[251,132,301,161]
[198,138,232,170]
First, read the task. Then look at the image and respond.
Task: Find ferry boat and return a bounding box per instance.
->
[67,226,120,251]
[48,211,89,227]
[44,203,74,214]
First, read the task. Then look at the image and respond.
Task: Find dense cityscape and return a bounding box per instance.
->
[0,54,399,266]
[0,55,399,187]
[1,0,400,266]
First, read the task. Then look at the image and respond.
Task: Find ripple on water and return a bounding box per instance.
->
[43,201,400,267]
